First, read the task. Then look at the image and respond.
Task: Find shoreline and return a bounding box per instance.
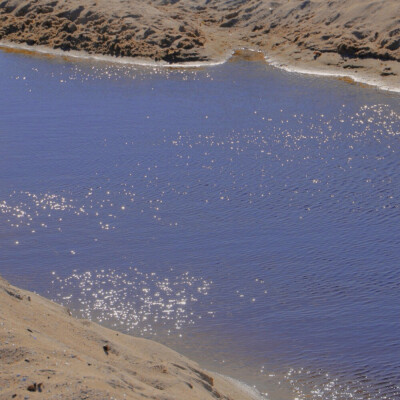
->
[263,50,400,94]
[0,275,263,399]
[0,0,399,92]
[0,39,233,68]
[1,40,400,94]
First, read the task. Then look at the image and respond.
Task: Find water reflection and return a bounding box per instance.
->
[1,51,399,400]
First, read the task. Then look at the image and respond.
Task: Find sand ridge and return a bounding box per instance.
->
[0,276,260,400]
[0,0,399,88]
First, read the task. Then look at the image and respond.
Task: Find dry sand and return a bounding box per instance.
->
[0,0,399,89]
[0,276,260,400]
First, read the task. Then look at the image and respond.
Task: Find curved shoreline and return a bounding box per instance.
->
[0,275,263,399]
[0,40,233,68]
[1,0,399,92]
[263,52,400,94]
[1,40,399,94]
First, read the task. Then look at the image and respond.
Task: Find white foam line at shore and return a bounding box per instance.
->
[263,54,400,94]
[0,40,231,68]
[213,372,267,400]
[1,41,399,94]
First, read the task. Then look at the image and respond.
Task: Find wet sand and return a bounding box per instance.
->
[0,276,260,399]
[0,0,399,90]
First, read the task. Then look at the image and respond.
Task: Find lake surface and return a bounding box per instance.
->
[1,48,399,400]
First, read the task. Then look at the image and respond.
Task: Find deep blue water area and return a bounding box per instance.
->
[1,49,399,399]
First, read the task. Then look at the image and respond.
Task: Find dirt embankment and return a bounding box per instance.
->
[0,0,216,63]
[0,0,399,83]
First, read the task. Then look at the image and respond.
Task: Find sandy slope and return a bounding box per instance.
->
[0,0,399,88]
[0,276,259,400]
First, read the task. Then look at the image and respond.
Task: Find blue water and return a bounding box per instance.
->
[1,49,400,400]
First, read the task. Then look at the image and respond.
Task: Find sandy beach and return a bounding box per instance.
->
[1,2,400,399]
[0,0,399,89]
[0,276,260,399]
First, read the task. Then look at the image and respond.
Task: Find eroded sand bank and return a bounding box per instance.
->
[0,0,399,90]
[0,276,261,400]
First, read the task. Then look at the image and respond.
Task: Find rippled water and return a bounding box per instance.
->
[1,49,400,400]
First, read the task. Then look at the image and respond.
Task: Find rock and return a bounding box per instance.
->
[103,344,111,354]
[313,51,321,59]
[27,383,37,392]
[5,288,23,300]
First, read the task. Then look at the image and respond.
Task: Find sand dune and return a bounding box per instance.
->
[0,276,260,400]
[0,0,399,86]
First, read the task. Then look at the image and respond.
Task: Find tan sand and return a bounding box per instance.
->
[0,0,399,89]
[0,276,260,400]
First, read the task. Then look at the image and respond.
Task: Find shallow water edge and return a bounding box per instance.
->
[1,40,399,93]
[0,274,265,399]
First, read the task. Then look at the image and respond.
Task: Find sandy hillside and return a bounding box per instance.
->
[0,276,259,400]
[0,0,399,72]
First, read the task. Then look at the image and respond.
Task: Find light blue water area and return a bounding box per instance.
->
[1,49,400,400]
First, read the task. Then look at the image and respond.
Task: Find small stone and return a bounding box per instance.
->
[313,51,322,59]
[103,344,111,354]
[27,383,37,392]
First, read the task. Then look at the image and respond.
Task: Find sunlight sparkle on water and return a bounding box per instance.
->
[48,268,213,336]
